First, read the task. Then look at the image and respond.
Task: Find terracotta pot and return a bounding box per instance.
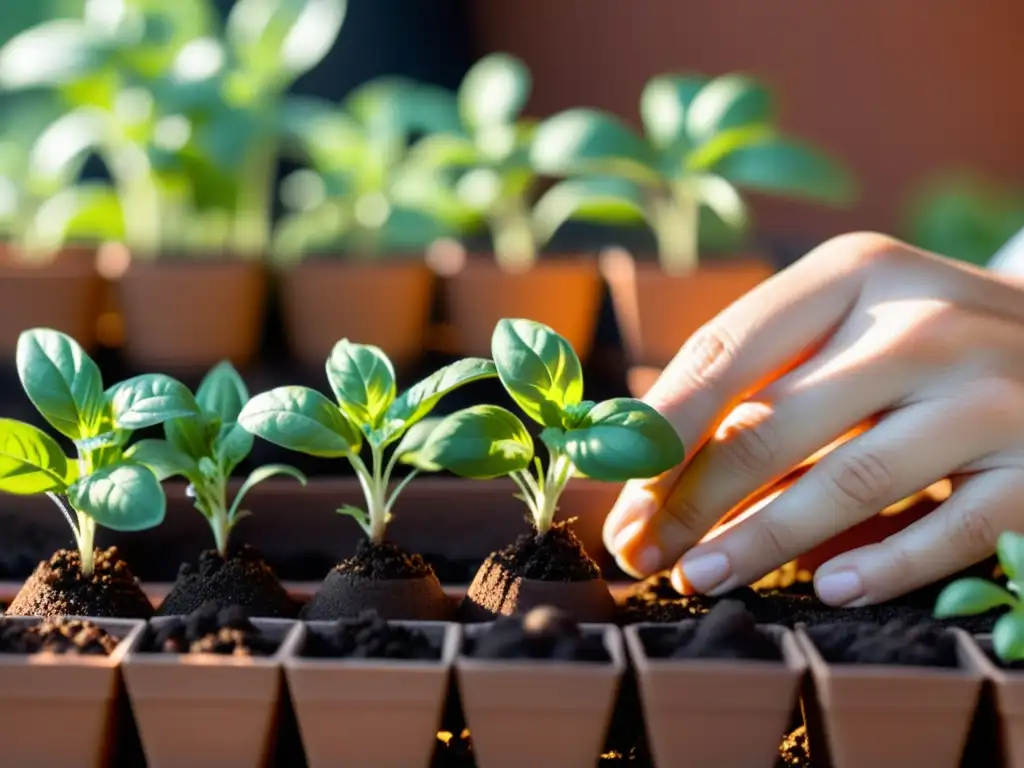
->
[462,553,617,623]
[0,245,102,358]
[117,259,266,372]
[959,632,1024,767]
[600,250,774,396]
[443,256,602,361]
[0,616,144,767]
[301,570,454,621]
[283,620,458,767]
[795,626,983,768]
[122,617,298,768]
[624,622,806,767]
[280,259,434,371]
[455,622,625,768]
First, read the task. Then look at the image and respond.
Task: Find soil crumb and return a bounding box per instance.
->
[466,605,610,662]
[0,617,120,655]
[640,600,781,661]
[149,602,278,656]
[303,610,440,660]
[489,521,601,581]
[806,619,958,667]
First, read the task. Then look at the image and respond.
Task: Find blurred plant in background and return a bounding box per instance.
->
[903,173,1024,268]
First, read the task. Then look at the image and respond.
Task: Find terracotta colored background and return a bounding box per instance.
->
[466,0,1024,241]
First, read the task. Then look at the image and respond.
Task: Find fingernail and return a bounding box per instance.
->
[816,570,864,606]
[681,552,731,593]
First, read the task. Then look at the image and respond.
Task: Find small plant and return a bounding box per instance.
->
[934,530,1024,661]
[529,72,854,275]
[238,344,496,543]
[0,328,200,576]
[405,319,685,535]
[125,361,306,558]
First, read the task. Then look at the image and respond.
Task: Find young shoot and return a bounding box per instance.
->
[238,343,496,544]
[0,329,201,577]
[406,319,685,535]
[124,361,307,559]
[934,530,1024,662]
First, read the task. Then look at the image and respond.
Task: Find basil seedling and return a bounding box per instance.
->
[238,345,496,542]
[124,361,306,558]
[407,319,685,535]
[0,329,200,577]
[935,530,1024,661]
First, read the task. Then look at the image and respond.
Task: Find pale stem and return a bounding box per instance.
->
[652,185,699,277]
[535,453,575,535]
[232,141,276,257]
[350,451,388,544]
[491,198,537,273]
[385,469,419,513]
[47,492,79,540]
[77,512,96,578]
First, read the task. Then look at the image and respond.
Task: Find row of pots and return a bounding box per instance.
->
[0,244,772,390]
[6,612,1020,768]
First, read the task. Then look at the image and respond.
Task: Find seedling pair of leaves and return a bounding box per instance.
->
[404,319,686,535]
[238,348,497,544]
[125,361,306,559]
[0,329,201,576]
[935,530,1024,661]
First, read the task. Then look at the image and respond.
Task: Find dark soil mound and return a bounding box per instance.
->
[148,603,278,656]
[640,599,781,661]
[0,617,121,655]
[5,547,153,619]
[806,619,958,667]
[303,610,440,660]
[158,546,298,618]
[335,539,434,579]
[465,606,610,662]
[489,521,601,581]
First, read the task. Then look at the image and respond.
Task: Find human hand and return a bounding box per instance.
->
[603,232,1024,606]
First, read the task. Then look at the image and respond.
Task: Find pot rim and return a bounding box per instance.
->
[283,619,460,671]
[963,631,1024,682]
[123,616,299,668]
[0,615,145,669]
[454,621,626,674]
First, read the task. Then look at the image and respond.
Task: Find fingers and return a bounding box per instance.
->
[669,390,1023,596]
[812,465,1024,606]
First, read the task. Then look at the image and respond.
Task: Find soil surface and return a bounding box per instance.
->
[0,617,121,655]
[158,546,298,618]
[465,606,611,662]
[303,610,441,660]
[640,599,781,661]
[5,547,153,619]
[336,539,434,579]
[148,602,279,656]
[489,521,602,581]
[806,619,959,667]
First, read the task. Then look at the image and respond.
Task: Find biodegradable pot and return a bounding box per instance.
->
[462,552,617,623]
[0,245,102,357]
[117,259,266,372]
[122,617,298,768]
[302,570,454,621]
[280,259,434,371]
[455,622,625,768]
[959,631,1024,767]
[600,249,774,396]
[624,622,806,767]
[443,256,602,361]
[795,626,983,768]
[0,616,144,768]
[283,620,458,767]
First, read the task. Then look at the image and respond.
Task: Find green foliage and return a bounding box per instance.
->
[239,340,497,542]
[415,319,684,534]
[934,530,1024,662]
[0,327,201,575]
[125,360,305,556]
[530,73,855,274]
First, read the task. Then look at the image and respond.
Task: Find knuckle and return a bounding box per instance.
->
[747,517,794,565]
[667,322,738,390]
[878,539,918,587]
[662,495,716,546]
[945,505,1000,560]
[713,403,779,476]
[817,231,911,273]
[819,450,894,511]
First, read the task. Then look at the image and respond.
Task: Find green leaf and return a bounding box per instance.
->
[692,174,749,233]
[998,531,1024,582]
[640,73,709,150]
[16,328,104,441]
[238,386,361,457]
[344,76,461,140]
[0,418,70,495]
[165,412,221,462]
[414,405,534,479]
[685,73,773,143]
[383,358,498,439]
[325,339,396,429]
[933,578,1016,618]
[124,439,198,482]
[69,463,166,532]
[214,423,254,475]
[108,374,201,430]
[196,361,249,424]
[491,319,584,429]
[0,20,108,90]
[707,135,855,206]
[392,417,444,467]
[533,176,649,246]
[459,52,531,130]
[227,463,306,521]
[563,398,685,482]
[531,108,661,184]
[993,612,1024,663]
[406,133,479,172]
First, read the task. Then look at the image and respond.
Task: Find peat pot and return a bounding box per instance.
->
[960,631,1024,768]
